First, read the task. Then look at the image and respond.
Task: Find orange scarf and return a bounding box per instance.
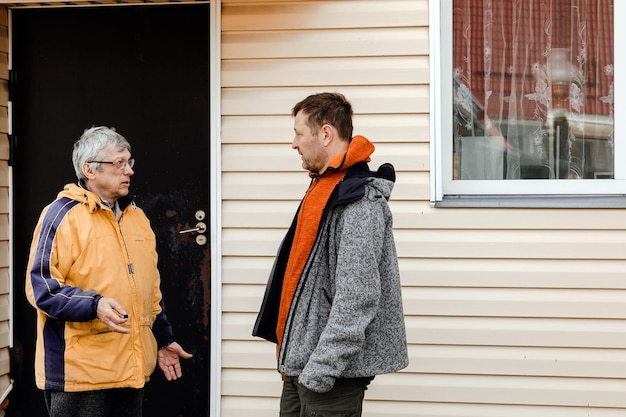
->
[275,136,374,354]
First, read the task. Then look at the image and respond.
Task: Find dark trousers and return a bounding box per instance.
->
[280,376,374,417]
[44,388,144,417]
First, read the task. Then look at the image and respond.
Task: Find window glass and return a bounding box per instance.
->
[452,0,614,181]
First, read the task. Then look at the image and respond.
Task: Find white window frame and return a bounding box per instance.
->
[430,0,626,204]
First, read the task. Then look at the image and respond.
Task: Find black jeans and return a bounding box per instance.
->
[280,376,374,417]
[44,388,144,417]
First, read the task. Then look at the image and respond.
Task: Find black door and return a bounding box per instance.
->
[10,5,210,417]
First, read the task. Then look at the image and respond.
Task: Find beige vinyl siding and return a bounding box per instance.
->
[221,1,429,415]
[221,1,626,417]
[0,6,10,410]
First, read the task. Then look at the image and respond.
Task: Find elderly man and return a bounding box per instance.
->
[25,126,192,417]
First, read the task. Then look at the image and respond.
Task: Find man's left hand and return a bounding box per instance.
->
[157,342,193,381]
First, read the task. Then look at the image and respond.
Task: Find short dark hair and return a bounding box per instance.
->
[292,92,353,141]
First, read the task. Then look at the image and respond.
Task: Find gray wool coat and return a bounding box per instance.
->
[253,162,409,393]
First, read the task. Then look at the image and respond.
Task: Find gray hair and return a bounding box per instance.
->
[72,126,131,180]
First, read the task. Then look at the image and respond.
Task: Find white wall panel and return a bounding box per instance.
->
[394,229,626,259]
[391,201,626,230]
[223,340,626,379]
[405,316,626,348]
[222,57,429,87]
[398,257,626,289]
[221,1,428,30]
[224,397,626,417]
[368,373,626,408]
[363,401,626,417]
[222,143,429,173]
[222,28,427,59]
[402,287,626,318]
[222,312,626,348]
[222,368,626,408]
[219,0,626,416]
[221,86,430,117]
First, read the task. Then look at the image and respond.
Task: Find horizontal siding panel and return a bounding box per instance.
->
[391,202,626,230]
[394,172,429,200]
[406,316,626,348]
[402,287,626,319]
[0,322,7,351]
[223,313,626,348]
[222,396,279,417]
[224,284,626,319]
[394,229,626,260]
[222,229,284,257]
[405,345,626,378]
[370,144,429,173]
[222,143,429,173]
[223,284,263,313]
[221,57,429,87]
[0,187,8,213]
[0,133,9,161]
[222,340,275,370]
[222,28,427,59]
[222,115,291,141]
[358,114,430,142]
[223,340,626,379]
[222,369,626,407]
[222,172,428,201]
[368,373,626,408]
[221,86,430,116]
[0,85,7,114]
[222,201,296,229]
[0,213,7,239]
[222,172,308,200]
[0,55,7,84]
[399,258,626,289]
[222,1,428,31]
[222,312,258,341]
[221,255,626,288]
[0,269,7,293]
[221,114,429,144]
[222,143,300,172]
[0,347,8,375]
[0,242,8,267]
[222,369,281,397]
[0,164,6,188]
[222,256,275,285]
[0,294,8,323]
[364,401,626,417]
[223,397,626,417]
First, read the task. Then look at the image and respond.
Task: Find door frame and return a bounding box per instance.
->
[5,1,223,415]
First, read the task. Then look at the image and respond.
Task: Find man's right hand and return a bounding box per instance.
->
[96,297,130,334]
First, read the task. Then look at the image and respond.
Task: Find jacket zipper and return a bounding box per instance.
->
[277,225,325,379]
[116,211,137,289]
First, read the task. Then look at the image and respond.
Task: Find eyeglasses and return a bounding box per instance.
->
[88,159,135,170]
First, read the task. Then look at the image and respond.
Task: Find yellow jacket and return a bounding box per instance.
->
[25,182,174,391]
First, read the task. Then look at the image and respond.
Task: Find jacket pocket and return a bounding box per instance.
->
[141,324,158,377]
[65,331,135,385]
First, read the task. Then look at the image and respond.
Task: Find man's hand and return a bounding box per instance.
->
[157,342,193,381]
[96,297,130,334]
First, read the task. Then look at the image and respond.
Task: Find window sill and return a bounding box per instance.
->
[433,195,626,208]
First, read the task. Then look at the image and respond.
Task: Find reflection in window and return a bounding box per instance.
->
[453,1,614,180]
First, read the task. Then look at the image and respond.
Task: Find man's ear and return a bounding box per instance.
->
[321,124,334,146]
[82,162,96,180]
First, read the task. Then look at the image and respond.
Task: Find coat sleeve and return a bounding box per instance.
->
[298,198,386,392]
[25,199,102,322]
[152,300,176,349]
